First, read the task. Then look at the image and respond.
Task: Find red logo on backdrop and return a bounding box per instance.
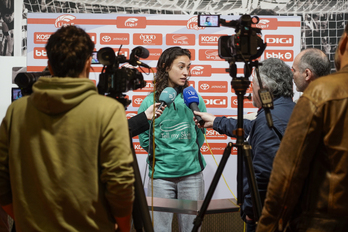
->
[140,48,162,60]
[198,81,228,93]
[188,49,196,61]
[264,35,294,47]
[203,96,228,108]
[110,48,130,59]
[132,95,146,107]
[126,111,138,119]
[55,14,76,28]
[133,81,154,92]
[190,65,212,77]
[205,129,227,140]
[231,96,256,109]
[34,47,47,59]
[199,49,223,61]
[201,143,237,155]
[166,34,195,46]
[186,16,204,30]
[199,34,226,46]
[252,18,278,30]
[264,50,294,62]
[100,33,129,45]
[188,81,195,89]
[117,17,147,28]
[133,33,162,45]
[34,32,52,44]
[88,33,97,44]
[133,142,147,154]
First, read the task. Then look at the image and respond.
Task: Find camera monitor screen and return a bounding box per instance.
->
[12,88,23,102]
[198,15,220,27]
[91,51,100,64]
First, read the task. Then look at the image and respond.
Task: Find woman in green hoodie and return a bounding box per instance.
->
[138,46,207,232]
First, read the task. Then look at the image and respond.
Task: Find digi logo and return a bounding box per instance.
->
[34,47,47,59]
[133,33,162,45]
[34,32,52,44]
[199,34,226,46]
[55,14,76,28]
[231,96,256,109]
[117,17,146,28]
[132,95,146,107]
[202,96,228,108]
[199,81,228,93]
[264,35,294,47]
[264,50,294,62]
[166,34,195,46]
[100,33,129,45]
[190,65,211,77]
[199,49,223,61]
[186,16,204,30]
[252,18,278,30]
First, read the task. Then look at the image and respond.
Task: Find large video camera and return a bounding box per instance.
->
[198,14,266,63]
[97,46,148,107]
[15,70,51,96]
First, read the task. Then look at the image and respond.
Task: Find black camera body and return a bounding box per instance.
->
[96,46,148,107]
[198,14,266,62]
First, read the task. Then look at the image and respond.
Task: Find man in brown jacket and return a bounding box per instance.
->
[256,23,348,232]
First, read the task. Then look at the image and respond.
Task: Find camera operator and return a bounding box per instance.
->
[0,25,134,232]
[194,58,295,232]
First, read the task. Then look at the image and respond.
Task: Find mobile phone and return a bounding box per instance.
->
[198,14,220,27]
[91,51,100,64]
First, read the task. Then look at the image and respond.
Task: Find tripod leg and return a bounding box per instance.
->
[243,143,262,222]
[191,142,233,232]
[129,132,154,232]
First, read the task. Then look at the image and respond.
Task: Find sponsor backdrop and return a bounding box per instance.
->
[27,13,301,199]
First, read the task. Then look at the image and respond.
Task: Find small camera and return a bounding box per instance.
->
[197,15,220,27]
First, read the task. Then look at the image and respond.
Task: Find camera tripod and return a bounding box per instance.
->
[192,60,269,232]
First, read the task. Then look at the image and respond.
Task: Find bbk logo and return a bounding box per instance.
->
[34,32,52,44]
[186,16,204,30]
[202,96,228,108]
[264,50,293,62]
[264,35,294,47]
[34,47,47,59]
[54,14,76,28]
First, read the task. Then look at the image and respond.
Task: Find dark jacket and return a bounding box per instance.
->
[257,65,348,232]
[213,97,295,221]
[128,112,149,137]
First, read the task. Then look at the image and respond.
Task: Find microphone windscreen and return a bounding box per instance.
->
[133,46,149,59]
[183,86,200,107]
[159,87,177,106]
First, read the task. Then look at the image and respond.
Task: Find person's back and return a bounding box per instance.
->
[0,25,134,231]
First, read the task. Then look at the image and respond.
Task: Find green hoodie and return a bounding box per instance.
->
[138,92,207,179]
[0,77,134,232]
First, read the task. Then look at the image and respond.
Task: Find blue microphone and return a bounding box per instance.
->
[183,86,204,126]
[158,87,177,111]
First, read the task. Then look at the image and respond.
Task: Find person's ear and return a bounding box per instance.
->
[339,33,348,55]
[85,57,92,77]
[305,68,313,81]
[47,61,54,76]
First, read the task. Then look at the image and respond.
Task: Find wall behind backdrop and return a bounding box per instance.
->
[0,0,347,200]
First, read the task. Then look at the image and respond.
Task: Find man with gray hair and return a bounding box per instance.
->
[194,58,295,232]
[292,48,331,92]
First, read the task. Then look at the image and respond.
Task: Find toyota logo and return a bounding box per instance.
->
[134,98,143,104]
[102,36,111,42]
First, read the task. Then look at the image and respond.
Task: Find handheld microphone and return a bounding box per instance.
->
[158,87,177,111]
[129,46,151,69]
[183,86,204,126]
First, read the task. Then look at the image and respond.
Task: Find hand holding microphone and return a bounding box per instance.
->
[144,103,166,120]
[152,87,177,119]
[183,86,205,126]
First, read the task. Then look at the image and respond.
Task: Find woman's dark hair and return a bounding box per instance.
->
[153,46,191,101]
[45,25,94,77]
